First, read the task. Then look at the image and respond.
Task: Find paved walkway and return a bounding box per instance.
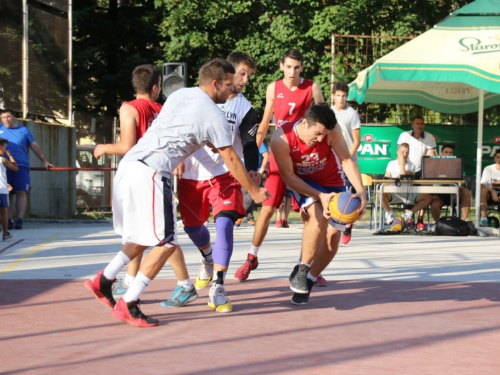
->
[1,222,499,374]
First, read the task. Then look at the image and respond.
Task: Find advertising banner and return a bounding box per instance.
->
[358,125,500,176]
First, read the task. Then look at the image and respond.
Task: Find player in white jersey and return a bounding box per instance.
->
[83,58,270,327]
[331,81,361,246]
[161,52,260,313]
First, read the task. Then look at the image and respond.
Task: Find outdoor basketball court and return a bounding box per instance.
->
[1,221,499,374]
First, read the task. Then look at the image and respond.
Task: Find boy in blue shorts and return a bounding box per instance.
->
[0,138,19,240]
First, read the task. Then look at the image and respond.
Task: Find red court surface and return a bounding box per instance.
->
[2,278,499,374]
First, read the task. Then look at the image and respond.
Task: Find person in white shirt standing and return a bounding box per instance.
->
[331,82,361,245]
[396,116,436,228]
[479,149,500,226]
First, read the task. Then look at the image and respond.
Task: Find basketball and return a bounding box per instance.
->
[390,217,406,232]
[328,192,361,225]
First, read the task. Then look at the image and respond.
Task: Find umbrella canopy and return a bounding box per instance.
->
[347,0,500,226]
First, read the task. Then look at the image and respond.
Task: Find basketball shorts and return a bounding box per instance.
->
[389,193,419,205]
[113,160,177,247]
[178,172,245,227]
[7,166,30,193]
[262,157,287,208]
[0,194,8,208]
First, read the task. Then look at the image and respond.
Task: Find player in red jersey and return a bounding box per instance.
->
[93,64,181,299]
[272,103,366,304]
[234,49,325,282]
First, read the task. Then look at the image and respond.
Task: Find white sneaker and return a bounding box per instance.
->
[194,257,214,290]
[403,210,414,223]
[208,283,232,313]
[385,211,394,225]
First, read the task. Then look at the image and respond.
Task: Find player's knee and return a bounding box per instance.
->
[184,225,210,248]
[214,210,239,224]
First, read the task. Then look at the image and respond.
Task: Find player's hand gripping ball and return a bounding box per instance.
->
[328,192,361,225]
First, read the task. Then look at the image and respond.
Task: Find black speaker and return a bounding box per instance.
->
[162,62,187,98]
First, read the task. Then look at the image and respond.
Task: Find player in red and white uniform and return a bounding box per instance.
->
[272,103,366,305]
[161,52,260,313]
[234,49,324,282]
[93,64,164,299]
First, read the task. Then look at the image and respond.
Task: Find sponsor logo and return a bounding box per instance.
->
[291,147,300,153]
[364,134,373,142]
[277,93,284,98]
[223,200,233,205]
[494,136,500,144]
[482,145,500,157]
[459,37,500,55]
[358,140,392,160]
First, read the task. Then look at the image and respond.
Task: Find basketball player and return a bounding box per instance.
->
[84,58,270,327]
[161,52,260,313]
[271,103,366,305]
[92,64,184,300]
[234,49,326,283]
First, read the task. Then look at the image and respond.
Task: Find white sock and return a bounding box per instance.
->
[123,272,151,303]
[124,273,135,287]
[200,245,213,261]
[103,251,130,280]
[177,278,193,289]
[307,271,317,282]
[250,245,260,257]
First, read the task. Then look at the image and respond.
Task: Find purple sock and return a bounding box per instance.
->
[184,225,210,248]
[212,217,234,267]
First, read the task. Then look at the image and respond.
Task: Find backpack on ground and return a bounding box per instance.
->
[435,216,470,236]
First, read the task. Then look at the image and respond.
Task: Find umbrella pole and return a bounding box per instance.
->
[474,89,484,227]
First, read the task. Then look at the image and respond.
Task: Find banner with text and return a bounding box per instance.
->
[358,125,500,176]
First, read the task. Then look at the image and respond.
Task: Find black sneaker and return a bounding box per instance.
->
[83,269,117,308]
[14,218,23,230]
[290,264,310,294]
[291,279,315,305]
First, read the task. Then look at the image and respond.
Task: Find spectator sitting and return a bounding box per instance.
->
[430,144,471,221]
[0,138,19,240]
[479,149,500,227]
[382,143,435,226]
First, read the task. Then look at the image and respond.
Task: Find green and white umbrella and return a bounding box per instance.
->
[348,0,500,226]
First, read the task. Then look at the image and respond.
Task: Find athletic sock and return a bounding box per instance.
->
[177,278,194,290]
[103,251,130,280]
[124,273,135,287]
[199,245,213,262]
[123,272,151,303]
[249,245,260,257]
[307,271,317,283]
[214,271,226,285]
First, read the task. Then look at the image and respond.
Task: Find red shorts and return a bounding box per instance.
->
[262,156,287,208]
[178,172,245,226]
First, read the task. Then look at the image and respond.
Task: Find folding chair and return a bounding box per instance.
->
[361,174,374,230]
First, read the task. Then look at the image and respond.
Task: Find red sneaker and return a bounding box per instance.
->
[234,254,259,281]
[342,224,352,244]
[275,219,283,228]
[417,222,426,230]
[315,274,328,287]
[111,298,159,327]
[84,269,116,308]
[282,220,289,228]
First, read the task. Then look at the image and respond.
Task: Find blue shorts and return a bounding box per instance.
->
[290,179,346,211]
[7,166,31,193]
[0,194,8,208]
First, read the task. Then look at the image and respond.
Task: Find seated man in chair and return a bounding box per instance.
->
[382,143,435,226]
[479,149,500,227]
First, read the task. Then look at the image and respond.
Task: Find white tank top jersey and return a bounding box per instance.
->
[480,164,500,188]
[122,87,232,179]
[331,105,361,162]
[182,92,252,180]
[0,160,8,194]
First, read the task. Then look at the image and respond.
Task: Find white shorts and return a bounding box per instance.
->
[113,160,177,247]
[389,193,419,205]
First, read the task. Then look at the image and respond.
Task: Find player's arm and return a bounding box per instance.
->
[259,149,269,175]
[239,108,259,172]
[427,148,436,156]
[94,103,138,159]
[29,141,53,169]
[218,145,270,204]
[3,151,18,172]
[256,82,275,148]
[329,126,366,215]
[311,82,324,105]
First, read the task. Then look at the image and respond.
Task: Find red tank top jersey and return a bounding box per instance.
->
[273,78,313,128]
[124,98,162,140]
[283,121,343,187]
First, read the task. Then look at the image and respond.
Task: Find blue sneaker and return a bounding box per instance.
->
[14,218,23,230]
[8,219,14,230]
[480,218,489,227]
[112,278,129,299]
[160,285,198,308]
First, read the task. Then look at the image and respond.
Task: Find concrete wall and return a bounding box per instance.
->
[22,120,76,218]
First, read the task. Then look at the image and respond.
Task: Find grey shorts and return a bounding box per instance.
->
[389,193,419,205]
